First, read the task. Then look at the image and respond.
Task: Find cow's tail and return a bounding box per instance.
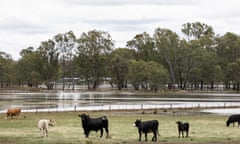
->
[102,116,108,129]
[157,129,161,136]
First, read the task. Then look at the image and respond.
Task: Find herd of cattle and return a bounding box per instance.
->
[5,107,240,142]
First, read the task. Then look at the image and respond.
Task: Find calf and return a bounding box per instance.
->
[6,108,21,119]
[37,119,55,137]
[176,121,189,138]
[78,113,109,138]
[226,114,240,127]
[134,119,159,142]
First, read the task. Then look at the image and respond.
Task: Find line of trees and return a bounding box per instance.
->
[1,22,240,91]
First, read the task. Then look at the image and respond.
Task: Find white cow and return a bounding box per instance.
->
[37,119,55,137]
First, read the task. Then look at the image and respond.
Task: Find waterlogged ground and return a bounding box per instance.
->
[1,91,240,114]
[0,109,240,144]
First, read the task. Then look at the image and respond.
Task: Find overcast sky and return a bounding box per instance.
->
[0,0,240,60]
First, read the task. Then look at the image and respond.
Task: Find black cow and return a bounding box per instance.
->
[134,119,159,142]
[176,121,189,138]
[78,113,109,138]
[226,114,240,127]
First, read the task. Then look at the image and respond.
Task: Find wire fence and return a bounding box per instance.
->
[15,102,240,113]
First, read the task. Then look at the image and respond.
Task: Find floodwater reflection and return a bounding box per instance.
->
[0,92,240,114]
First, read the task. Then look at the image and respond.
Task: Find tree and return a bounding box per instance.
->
[0,52,14,87]
[53,31,76,90]
[146,61,169,91]
[128,60,147,90]
[108,55,128,90]
[17,47,42,87]
[107,48,135,89]
[154,28,180,87]
[227,58,240,91]
[127,32,155,89]
[182,22,215,40]
[180,22,217,90]
[76,30,114,89]
[127,32,154,61]
[37,40,60,90]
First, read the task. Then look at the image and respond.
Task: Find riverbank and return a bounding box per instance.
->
[0,109,240,144]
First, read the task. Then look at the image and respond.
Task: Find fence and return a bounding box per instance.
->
[14,102,240,113]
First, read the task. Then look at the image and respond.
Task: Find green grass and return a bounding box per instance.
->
[0,110,240,144]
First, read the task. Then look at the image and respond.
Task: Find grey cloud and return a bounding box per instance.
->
[0,18,50,34]
[83,18,168,26]
[82,18,168,32]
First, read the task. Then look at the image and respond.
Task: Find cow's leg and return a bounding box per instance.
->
[85,130,89,138]
[138,131,142,141]
[152,131,157,141]
[144,132,148,141]
[39,128,43,137]
[178,130,180,138]
[46,128,48,137]
[186,130,189,137]
[100,128,103,138]
[42,128,46,137]
[105,127,109,138]
[182,130,184,137]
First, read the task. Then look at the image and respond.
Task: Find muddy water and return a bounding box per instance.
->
[1,91,240,114]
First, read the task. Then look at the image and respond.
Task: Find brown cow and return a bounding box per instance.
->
[6,108,21,119]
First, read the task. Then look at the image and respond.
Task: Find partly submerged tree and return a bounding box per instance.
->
[37,40,60,90]
[154,28,180,87]
[53,31,76,90]
[76,30,114,89]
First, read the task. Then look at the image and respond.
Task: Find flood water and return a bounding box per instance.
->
[1,91,240,114]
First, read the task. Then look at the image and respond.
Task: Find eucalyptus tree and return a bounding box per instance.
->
[37,40,60,90]
[227,58,240,91]
[128,60,147,90]
[108,55,128,90]
[216,32,240,70]
[0,52,14,86]
[128,60,169,91]
[53,31,76,90]
[176,40,194,89]
[217,33,240,89]
[146,61,169,91]
[76,30,114,89]
[182,22,215,41]
[17,47,42,87]
[127,32,155,89]
[107,48,135,89]
[127,32,154,61]
[153,28,180,88]
[181,22,217,89]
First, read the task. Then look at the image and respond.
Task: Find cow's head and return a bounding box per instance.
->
[48,118,55,126]
[226,120,230,127]
[78,113,89,121]
[176,121,182,126]
[134,119,141,127]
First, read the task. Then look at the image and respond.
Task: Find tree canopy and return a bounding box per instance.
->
[1,22,240,91]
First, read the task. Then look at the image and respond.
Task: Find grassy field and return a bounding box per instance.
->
[0,109,240,144]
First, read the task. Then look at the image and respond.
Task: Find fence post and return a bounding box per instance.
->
[74,105,77,112]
